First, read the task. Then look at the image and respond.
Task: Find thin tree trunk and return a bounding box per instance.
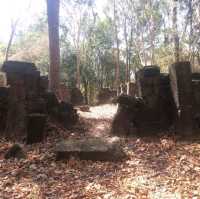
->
[83,79,88,104]
[47,0,60,93]
[97,50,103,88]
[128,24,133,82]
[76,50,81,89]
[113,0,120,90]
[150,19,155,65]
[173,0,180,62]
[188,0,194,64]
[148,0,155,65]
[76,20,81,89]
[124,17,129,82]
[197,52,200,65]
[141,32,147,66]
[5,20,18,62]
[116,41,120,88]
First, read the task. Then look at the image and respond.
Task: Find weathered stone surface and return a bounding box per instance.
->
[159,73,177,127]
[111,63,200,136]
[56,137,126,161]
[0,87,9,131]
[112,69,176,136]
[191,73,200,129]
[2,61,36,75]
[24,70,40,100]
[4,144,26,159]
[169,62,193,108]
[0,61,78,141]
[5,77,27,138]
[39,76,49,96]
[2,61,41,138]
[136,66,160,108]
[135,66,172,132]
[192,73,200,110]
[27,98,47,114]
[169,62,193,134]
[26,113,47,144]
[112,95,145,136]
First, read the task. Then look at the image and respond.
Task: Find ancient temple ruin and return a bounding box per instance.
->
[112,62,200,136]
[0,60,199,141]
[0,61,78,143]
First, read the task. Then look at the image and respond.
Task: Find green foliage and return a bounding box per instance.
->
[154,45,174,72]
[61,51,76,87]
[3,0,200,104]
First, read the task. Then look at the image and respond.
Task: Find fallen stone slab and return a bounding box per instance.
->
[55,137,126,161]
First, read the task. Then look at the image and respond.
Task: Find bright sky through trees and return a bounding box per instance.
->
[0,0,106,43]
[0,0,45,42]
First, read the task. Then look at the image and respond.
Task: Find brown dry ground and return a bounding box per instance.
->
[0,104,200,199]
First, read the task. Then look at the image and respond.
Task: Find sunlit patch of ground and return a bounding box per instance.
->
[78,104,118,120]
[1,104,200,198]
[78,104,118,137]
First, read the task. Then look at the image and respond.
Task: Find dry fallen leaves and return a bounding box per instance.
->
[0,104,200,198]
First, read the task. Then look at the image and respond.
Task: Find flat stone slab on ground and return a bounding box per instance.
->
[55,137,126,161]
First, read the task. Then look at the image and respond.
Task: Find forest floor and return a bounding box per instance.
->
[1,104,200,198]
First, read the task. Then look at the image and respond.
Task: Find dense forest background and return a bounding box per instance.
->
[0,0,200,103]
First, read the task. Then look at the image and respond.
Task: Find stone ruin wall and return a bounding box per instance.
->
[112,61,200,136]
[0,61,78,144]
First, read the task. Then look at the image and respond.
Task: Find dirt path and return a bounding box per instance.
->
[78,104,117,137]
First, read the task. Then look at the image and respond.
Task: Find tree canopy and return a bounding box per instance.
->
[1,0,200,102]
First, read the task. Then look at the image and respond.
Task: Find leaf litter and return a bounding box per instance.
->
[0,104,200,198]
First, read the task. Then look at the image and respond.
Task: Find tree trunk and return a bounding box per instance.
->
[5,20,18,62]
[173,0,180,62]
[150,16,155,65]
[128,25,133,82]
[124,17,129,83]
[47,0,60,93]
[83,79,88,104]
[113,0,120,90]
[188,0,194,64]
[197,52,200,65]
[76,50,81,89]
